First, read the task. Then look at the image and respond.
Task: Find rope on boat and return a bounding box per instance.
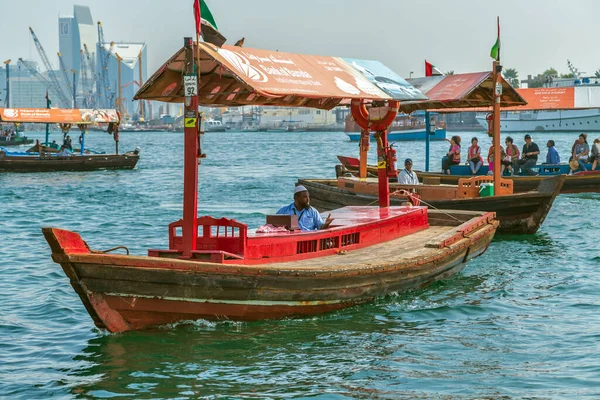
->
[365,189,463,223]
[92,245,130,255]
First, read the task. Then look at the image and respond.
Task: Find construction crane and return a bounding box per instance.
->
[17,58,65,103]
[79,50,89,107]
[567,59,583,81]
[3,59,10,107]
[57,52,73,107]
[82,44,97,107]
[97,21,114,108]
[29,26,70,108]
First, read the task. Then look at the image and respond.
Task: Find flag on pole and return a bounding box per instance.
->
[490,17,500,61]
[45,90,51,107]
[425,60,444,77]
[193,0,227,47]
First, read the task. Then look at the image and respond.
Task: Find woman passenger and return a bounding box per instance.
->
[442,135,461,174]
[504,136,520,175]
[468,137,483,174]
[570,133,590,174]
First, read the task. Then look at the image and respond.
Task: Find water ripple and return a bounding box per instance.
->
[1,130,600,398]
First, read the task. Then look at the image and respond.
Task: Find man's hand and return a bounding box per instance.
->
[322,214,334,229]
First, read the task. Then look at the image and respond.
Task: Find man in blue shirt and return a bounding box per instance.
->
[545,140,560,164]
[277,185,334,231]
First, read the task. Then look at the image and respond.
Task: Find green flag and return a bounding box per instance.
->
[490,17,500,60]
[200,0,218,30]
[490,38,500,60]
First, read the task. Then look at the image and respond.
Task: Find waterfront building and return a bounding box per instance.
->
[98,42,147,118]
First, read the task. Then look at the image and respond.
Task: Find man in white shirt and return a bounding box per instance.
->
[397,158,420,185]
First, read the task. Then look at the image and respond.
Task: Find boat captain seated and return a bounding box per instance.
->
[397,158,420,185]
[277,185,334,231]
[56,144,72,157]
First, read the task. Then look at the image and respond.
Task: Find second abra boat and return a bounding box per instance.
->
[0,108,140,172]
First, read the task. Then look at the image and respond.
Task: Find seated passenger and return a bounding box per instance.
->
[487,145,506,175]
[398,158,420,185]
[504,136,520,175]
[442,135,461,174]
[514,134,540,176]
[56,145,72,157]
[277,185,333,231]
[544,140,560,164]
[591,138,600,171]
[467,137,483,175]
[570,133,590,174]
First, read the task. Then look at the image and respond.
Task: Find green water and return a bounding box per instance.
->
[1,130,599,398]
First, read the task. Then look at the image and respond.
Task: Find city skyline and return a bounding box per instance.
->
[1,0,599,83]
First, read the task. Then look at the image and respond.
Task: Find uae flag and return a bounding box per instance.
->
[193,0,227,47]
[425,60,444,77]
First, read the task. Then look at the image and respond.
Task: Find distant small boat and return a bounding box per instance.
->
[0,134,34,147]
[203,119,226,132]
[345,112,447,141]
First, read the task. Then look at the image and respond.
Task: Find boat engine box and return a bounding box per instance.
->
[479,183,494,197]
[266,215,299,231]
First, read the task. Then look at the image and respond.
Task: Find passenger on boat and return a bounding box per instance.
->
[467,137,483,175]
[277,185,334,231]
[513,134,539,176]
[544,140,560,165]
[56,145,72,157]
[487,144,507,176]
[570,133,590,174]
[503,137,520,175]
[64,135,73,151]
[398,158,420,185]
[442,136,461,174]
[591,138,600,171]
[49,140,59,150]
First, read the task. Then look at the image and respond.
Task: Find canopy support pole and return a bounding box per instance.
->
[375,130,390,208]
[492,61,502,196]
[182,37,199,257]
[359,128,368,179]
[425,111,431,171]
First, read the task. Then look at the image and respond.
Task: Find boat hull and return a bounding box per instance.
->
[43,211,497,332]
[416,170,600,194]
[0,153,139,172]
[0,138,34,146]
[346,128,447,141]
[299,176,564,234]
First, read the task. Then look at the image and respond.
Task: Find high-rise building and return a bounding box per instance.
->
[59,5,96,89]
[0,66,6,106]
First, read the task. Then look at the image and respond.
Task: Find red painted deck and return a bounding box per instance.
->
[149,206,429,264]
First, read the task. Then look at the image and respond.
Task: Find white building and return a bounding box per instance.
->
[98,42,147,118]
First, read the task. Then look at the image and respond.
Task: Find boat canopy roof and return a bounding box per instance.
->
[400,72,527,113]
[439,86,600,112]
[0,108,120,124]
[134,43,427,110]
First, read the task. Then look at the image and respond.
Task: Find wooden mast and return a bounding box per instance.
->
[492,63,502,195]
[182,37,199,257]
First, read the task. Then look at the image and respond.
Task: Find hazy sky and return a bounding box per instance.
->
[1,0,599,80]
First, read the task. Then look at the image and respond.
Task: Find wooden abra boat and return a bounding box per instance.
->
[0,151,139,172]
[299,174,564,234]
[0,108,139,172]
[43,39,501,332]
[416,168,600,194]
[43,207,496,333]
[338,155,596,194]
